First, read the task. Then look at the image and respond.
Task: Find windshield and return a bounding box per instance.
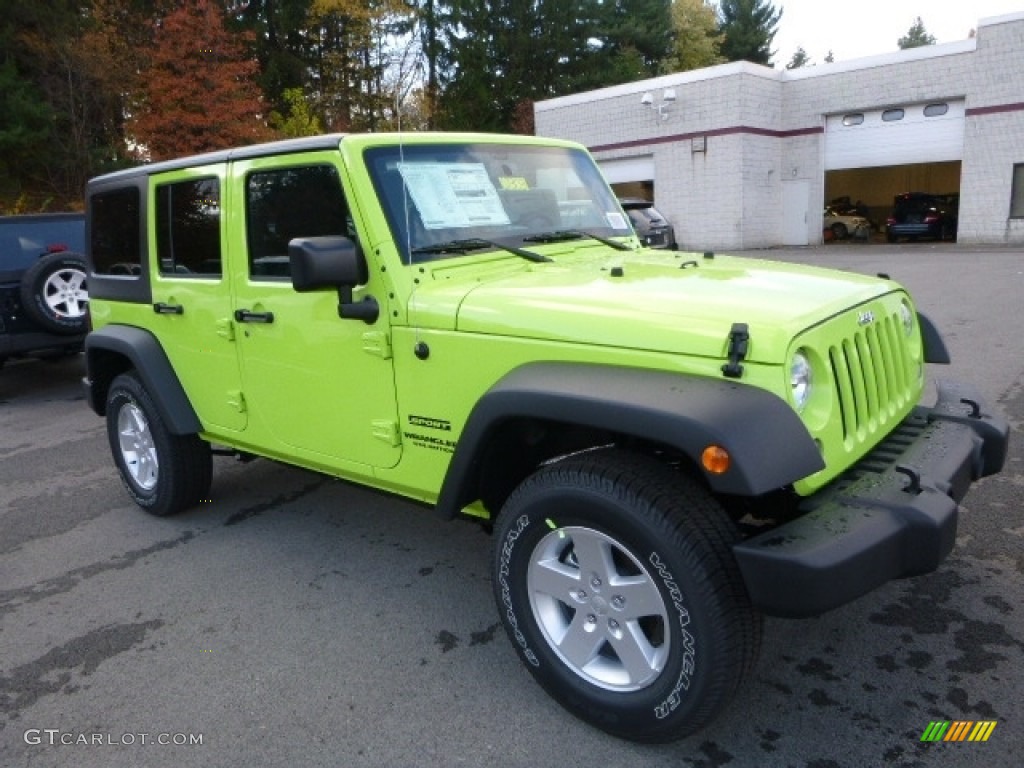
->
[365,143,632,264]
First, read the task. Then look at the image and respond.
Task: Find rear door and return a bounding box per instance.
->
[148,166,247,432]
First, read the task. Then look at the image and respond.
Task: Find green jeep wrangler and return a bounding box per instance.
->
[82,133,1008,742]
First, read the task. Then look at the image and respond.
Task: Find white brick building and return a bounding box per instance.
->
[534,12,1024,249]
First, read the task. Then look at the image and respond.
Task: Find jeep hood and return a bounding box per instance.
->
[409,253,897,363]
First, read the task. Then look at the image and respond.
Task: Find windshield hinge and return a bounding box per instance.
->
[721,323,749,379]
[362,331,392,359]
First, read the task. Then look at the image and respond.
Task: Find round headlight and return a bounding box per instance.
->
[899,302,914,337]
[790,350,812,411]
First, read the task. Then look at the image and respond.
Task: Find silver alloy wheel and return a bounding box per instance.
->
[527,525,670,691]
[117,402,159,491]
[42,267,88,318]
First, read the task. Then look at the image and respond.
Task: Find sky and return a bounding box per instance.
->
[770,0,1024,66]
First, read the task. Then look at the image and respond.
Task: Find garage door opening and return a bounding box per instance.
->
[824,161,962,241]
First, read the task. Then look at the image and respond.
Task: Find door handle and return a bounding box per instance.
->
[234,309,275,324]
[153,302,184,315]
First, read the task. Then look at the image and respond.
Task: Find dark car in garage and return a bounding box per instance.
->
[619,197,678,249]
[0,213,88,367]
[886,192,958,242]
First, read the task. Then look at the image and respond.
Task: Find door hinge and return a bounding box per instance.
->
[216,318,236,341]
[362,331,392,359]
[371,419,401,447]
[227,390,247,413]
[721,323,749,379]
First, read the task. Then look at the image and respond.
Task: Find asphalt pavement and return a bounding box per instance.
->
[1,242,1022,767]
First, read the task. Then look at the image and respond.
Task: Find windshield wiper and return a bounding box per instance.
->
[411,238,551,263]
[523,229,633,251]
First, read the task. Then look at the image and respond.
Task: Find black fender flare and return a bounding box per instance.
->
[83,325,202,435]
[436,362,825,517]
[918,311,950,364]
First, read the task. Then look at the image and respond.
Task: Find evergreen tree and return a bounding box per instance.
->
[898,17,936,49]
[786,46,811,69]
[234,0,314,119]
[718,0,782,66]
[593,0,675,81]
[439,0,602,131]
[664,0,724,72]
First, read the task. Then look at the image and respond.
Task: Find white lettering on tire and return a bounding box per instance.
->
[649,551,696,719]
[498,514,539,666]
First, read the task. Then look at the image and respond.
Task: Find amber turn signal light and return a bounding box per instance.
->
[701,445,730,474]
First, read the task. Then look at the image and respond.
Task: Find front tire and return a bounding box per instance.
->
[105,372,212,516]
[492,450,761,742]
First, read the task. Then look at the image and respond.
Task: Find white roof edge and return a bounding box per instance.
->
[782,38,976,80]
[536,34,984,111]
[979,10,1024,26]
[535,60,778,112]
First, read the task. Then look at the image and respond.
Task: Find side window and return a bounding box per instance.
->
[245,165,352,279]
[155,178,222,277]
[90,187,142,276]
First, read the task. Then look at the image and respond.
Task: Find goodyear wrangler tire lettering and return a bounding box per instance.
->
[491,449,762,743]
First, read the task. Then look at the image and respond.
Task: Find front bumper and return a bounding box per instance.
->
[733,379,1009,617]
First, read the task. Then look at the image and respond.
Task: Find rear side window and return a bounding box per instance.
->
[155,178,222,277]
[0,215,84,272]
[90,187,142,276]
[245,165,352,280]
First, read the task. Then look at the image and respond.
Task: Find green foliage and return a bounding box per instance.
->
[786,46,811,69]
[718,0,782,66]
[898,17,936,49]
[664,0,723,73]
[269,88,324,137]
[0,58,53,207]
[1,0,697,201]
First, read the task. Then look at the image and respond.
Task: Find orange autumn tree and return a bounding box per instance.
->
[130,0,272,161]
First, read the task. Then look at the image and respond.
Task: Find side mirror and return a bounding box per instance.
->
[289,236,366,291]
[288,236,378,323]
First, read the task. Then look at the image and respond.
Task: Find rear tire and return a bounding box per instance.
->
[492,449,761,742]
[105,372,211,516]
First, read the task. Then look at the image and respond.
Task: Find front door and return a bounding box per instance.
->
[227,153,401,471]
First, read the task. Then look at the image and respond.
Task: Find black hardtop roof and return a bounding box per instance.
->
[89,133,348,186]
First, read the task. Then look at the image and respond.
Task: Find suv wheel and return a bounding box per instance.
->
[105,372,212,516]
[830,223,848,240]
[492,449,761,742]
[19,252,89,335]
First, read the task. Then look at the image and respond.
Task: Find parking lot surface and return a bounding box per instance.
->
[1,243,1022,767]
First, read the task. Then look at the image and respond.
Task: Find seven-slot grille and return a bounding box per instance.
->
[828,310,916,443]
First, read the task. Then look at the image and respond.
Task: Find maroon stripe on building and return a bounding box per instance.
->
[589,125,823,154]
[965,102,1024,117]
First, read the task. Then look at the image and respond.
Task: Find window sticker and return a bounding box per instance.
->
[398,163,511,229]
[499,176,530,190]
[605,212,628,230]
